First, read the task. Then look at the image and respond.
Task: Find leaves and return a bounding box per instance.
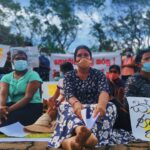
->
[1,0,150,53]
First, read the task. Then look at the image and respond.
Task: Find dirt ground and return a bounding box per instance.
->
[0,141,149,150]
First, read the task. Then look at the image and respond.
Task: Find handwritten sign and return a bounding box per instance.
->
[127,97,150,141]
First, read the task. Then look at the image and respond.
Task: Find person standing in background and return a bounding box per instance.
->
[34,50,50,81]
[121,48,136,82]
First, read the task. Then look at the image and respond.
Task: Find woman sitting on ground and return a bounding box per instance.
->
[0,50,43,127]
[123,49,150,131]
[48,45,117,150]
[110,49,150,144]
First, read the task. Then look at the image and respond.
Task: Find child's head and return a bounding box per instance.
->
[60,62,74,75]
[109,64,121,74]
[107,65,121,81]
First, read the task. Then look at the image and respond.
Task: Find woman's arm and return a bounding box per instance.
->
[93,71,110,118]
[93,91,110,117]
[0,82,8,106]
[68,96,83,119]
[0,82,9,121]
[64,72,83,118]
[8,81,41,112]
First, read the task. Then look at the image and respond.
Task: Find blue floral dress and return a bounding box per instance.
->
[48,68,117,148]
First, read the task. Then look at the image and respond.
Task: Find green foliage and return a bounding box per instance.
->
[29,0,81,52]
[0,0,21,10]
[1,0,150,53]
[40,43,66,54]
[0,24,30,46]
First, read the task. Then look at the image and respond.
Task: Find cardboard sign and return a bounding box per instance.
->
[127,97,150,141]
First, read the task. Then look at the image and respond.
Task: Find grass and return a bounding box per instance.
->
[0,133,51,138]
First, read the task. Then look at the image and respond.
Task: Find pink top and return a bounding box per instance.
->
[121,56,135,76]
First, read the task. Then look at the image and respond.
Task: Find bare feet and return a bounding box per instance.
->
[75,126,98,148]
[75,126,91,146]
[62,126,98,150]
[85,133,98,147]
[62,136,82,150]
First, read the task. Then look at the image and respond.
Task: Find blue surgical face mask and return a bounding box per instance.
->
[13,60,28,71]
[142,62,150,72]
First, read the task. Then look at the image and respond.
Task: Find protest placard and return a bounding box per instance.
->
[127,97,150,141]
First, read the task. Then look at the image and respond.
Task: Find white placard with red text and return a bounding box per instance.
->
[50,51,121,79]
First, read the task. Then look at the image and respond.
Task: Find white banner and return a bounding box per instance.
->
[10,46,39,68]
[0,44,10,67]
[127,97,150,141]
[50,51,121,79]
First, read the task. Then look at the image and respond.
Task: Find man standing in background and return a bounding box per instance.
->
[121,48,136,82]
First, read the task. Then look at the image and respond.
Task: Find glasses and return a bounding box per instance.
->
[76,53,90,58]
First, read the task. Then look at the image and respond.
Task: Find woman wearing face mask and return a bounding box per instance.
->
[124,49,150,99]
[107,65,125,102]
[110,49,150,144]
[0,50,43,127]
[107,65,129,131]
[121,49,150,131]
[48,45,117,150]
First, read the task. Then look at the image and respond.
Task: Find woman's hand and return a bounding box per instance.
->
[73,101,83,119]
[0,106,9,124]
[46,99,57,121]
[93,91,109,118]
[93,104,106,118]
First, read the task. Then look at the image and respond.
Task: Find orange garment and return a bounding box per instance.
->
[121,56,135,76]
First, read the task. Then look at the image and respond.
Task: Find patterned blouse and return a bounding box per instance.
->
[124,73,150,105]
[64,68,110,104]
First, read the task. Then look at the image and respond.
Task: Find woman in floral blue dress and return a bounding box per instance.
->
[48,45,117,150]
